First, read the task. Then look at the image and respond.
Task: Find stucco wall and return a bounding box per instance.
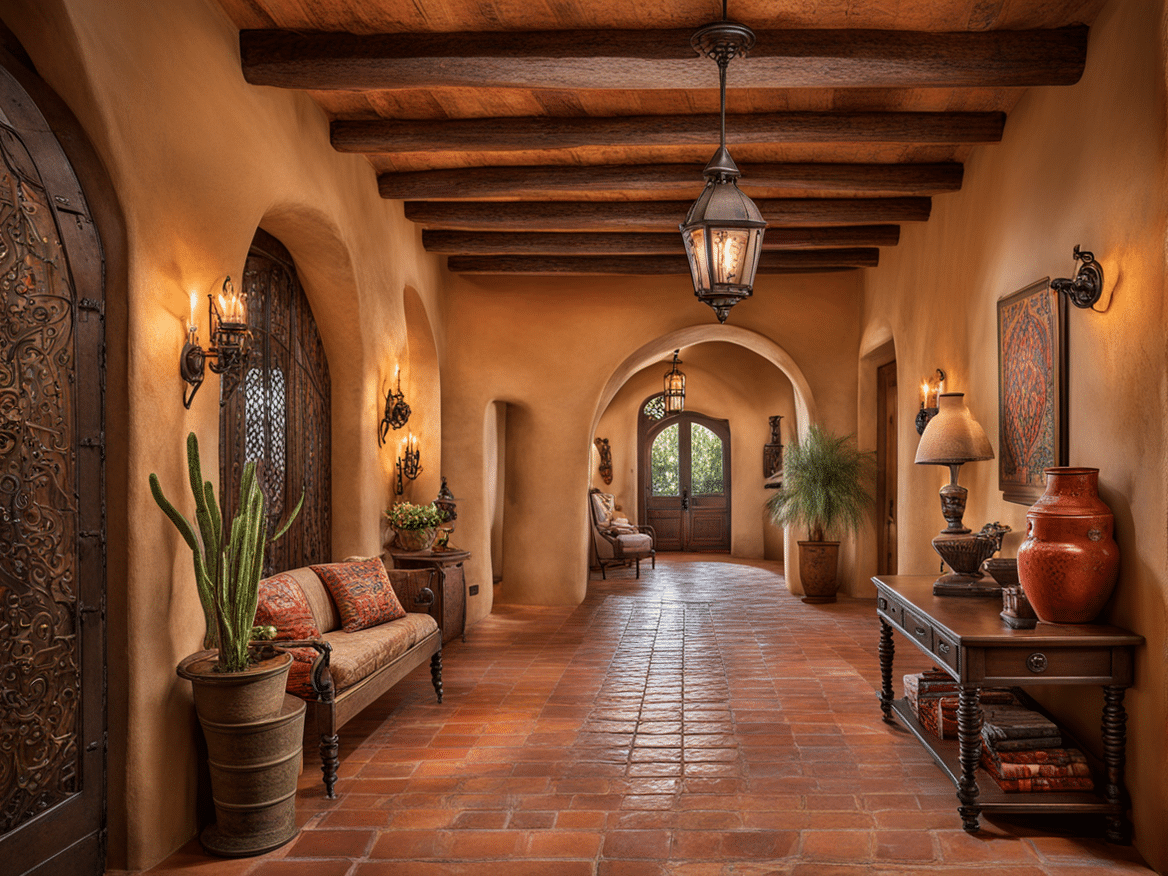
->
[0,0,446,867]
[860,0,1168,869]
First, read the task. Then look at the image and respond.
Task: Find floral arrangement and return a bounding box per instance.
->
[384,501,445,531]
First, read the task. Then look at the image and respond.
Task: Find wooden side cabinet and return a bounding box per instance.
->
[390,549,469,645]
[873,575,1143,842]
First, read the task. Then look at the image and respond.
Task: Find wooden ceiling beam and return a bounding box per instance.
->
[241,26,1087,91]
[422,227,901,255]
[446,249,878,275]
[405,198,931,231]
[333,112,1006,154]
[379,162,961,200]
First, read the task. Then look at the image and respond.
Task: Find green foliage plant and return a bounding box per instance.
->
[766,424,874,542]
[384,501,445,531]
[150,432,303,672]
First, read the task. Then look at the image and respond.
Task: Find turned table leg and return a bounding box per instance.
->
[957,683,982,833]
[878,619,895,724]
[1102,685,1131,844]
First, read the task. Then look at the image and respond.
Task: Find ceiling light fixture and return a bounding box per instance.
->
[663,350,686,414]
[680,1,767,324]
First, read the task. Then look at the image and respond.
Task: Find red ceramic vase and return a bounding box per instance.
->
[1016,467,1119,624]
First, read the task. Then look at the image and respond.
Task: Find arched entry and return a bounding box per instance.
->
[0,58,106,876]
[220,228,331,574]
[639,397,731,552]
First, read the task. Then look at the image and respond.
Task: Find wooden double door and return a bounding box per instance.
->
[641,413,731,552]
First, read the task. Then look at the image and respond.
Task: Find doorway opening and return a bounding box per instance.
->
[638,395,731,552]
[875,359,898,575]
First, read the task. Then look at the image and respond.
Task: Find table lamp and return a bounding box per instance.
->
[915,392,997,595]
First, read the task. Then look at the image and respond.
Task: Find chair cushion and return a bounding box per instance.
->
[323,612,438,691]
[255,573,322,697]
[616,532,653,554]
[311,557,407,632]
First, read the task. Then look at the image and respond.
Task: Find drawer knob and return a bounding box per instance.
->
[937,641,951,655]
[878,597,888,611]
[914,625,927,638]
[1027,652,1049,673]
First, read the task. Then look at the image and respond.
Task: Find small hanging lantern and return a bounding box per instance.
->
[680,5,766,324]
[663,350,686,414]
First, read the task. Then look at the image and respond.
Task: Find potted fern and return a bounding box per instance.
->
[766,425,874,603]
[151,432,305,856]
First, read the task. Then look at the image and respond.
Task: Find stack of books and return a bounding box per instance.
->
[902,669,1013,739]
[979,704,1094,792]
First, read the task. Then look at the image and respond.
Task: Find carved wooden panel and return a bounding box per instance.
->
[0,55,106,875]
[221,229,331,574]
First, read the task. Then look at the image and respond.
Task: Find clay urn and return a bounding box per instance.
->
[1016,467,1119,624]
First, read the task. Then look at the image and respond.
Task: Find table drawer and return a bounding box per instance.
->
[902,607,934,651]
[876,594,902,627]
[932,628,959,673]
[984,646,1114,681]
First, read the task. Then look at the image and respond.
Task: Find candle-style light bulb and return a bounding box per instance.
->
[188,291,199,334]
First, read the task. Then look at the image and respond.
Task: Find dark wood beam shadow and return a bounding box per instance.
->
[333,112,1006,154]
[242,27,1087,91]
[422,227,901,254]
[405,198,931,231]
[446,249,879,274]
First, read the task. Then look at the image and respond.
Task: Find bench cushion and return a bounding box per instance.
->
[323,612,439,691]
[312,557,407,632]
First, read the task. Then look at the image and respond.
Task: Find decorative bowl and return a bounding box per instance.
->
[983,557,1019,588]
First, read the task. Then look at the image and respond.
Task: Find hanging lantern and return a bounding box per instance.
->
[680,12,766,324]
[663,350,686,414]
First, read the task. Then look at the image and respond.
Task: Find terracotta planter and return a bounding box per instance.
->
[393,527,437,552]
[798,540,840,604]
[177,649,303,856]
[1016,467,1119,624]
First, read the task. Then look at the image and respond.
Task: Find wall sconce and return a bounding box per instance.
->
[1051,245,1104,309]
[395,433,422,495]
[594,437,613,485]
[378,365,411,446]
[180,276,250,409]
[763,415,783,485]
[914,368,947,435]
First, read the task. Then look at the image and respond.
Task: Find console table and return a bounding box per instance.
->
[873,575,1142,842]
[390,549,469,645]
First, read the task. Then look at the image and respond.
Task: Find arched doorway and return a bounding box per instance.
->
[220,228,332,573]
[639,395,731,552]
[0,57,107,876]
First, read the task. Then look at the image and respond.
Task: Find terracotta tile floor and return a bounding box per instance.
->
[129,555,1152,875]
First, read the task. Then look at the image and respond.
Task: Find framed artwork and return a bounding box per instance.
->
[997,277,1068,505]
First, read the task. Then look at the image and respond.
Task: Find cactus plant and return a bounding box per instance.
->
[150,432,303,672]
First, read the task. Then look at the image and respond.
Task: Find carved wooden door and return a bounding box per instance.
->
[0,63,106,876]
[641,409,731,552]
[220,229,331,574]
[876,361,898,575]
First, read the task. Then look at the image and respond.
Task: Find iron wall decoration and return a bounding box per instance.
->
[998,277,1067,505]
[395,433,422,495]
[1051,245,1104,310]
[763,415,783,480]
[0,59,107,871]
[378,365,411,446]
[595,437,613,485]
[221,229,331,575]
[180,276,251,408]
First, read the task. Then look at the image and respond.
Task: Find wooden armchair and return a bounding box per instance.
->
[589,488,656,579]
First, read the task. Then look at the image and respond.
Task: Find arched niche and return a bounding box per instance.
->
[397,285,442,506]
[856,319,899,597]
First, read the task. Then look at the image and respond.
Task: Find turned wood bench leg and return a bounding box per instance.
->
[431,650,443,703]
[320,733,340,799]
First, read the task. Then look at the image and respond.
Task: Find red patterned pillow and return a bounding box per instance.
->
[255,572,322,640]
[311,557,407,632]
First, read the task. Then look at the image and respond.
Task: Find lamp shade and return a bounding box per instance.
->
[915,393,994,465]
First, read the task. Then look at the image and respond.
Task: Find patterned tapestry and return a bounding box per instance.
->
[998,279,1064,504]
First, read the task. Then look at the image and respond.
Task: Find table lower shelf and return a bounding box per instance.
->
[889,698,1117,814]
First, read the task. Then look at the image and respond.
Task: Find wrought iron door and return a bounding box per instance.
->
[0,63,106,876]
[220,229,330,574]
